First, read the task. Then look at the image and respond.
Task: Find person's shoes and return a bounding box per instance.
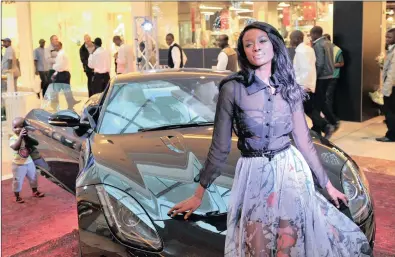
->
[16,196,25,203]
[32,191,45,198]
[324,124,335,140]
[376,136,395,142]
[334,121,341,132]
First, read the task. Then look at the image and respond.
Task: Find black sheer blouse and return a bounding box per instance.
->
[195,75,329,189]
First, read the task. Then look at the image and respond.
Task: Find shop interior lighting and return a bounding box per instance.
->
[388,17,394,22]
[238,16,252,19]
[230,7,252,12]
[277,7,283,10]
[278,2,290,8]
[201,11,215,15]
[199,5,222,10]
[243,1,254,5]
[236,10,254,14]
[141,20,153,31]
[279,14,284,19]
[387,9,394,15]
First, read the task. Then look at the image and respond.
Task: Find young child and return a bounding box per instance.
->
[23,121,50,172]
[9,117,45,203]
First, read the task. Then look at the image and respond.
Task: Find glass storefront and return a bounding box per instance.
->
[387,2,395,30]
[2,1,334,92]
[153,1,334,49]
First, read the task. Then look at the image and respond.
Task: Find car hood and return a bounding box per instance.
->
[79,126,349,221]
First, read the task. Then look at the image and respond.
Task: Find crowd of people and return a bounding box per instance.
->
[2,25,394,141]
[286,26,343,140]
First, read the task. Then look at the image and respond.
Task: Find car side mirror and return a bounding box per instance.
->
[48,110,89,128]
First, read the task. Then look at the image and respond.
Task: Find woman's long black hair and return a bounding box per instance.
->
[219,21,306,109]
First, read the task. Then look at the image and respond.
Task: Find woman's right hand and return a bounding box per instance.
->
[168,195,202,220]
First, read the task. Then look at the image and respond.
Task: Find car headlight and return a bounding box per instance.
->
[341,160,372,224]
[96,185,163,251]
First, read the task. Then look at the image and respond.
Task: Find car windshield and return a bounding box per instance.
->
[98,76,222,135]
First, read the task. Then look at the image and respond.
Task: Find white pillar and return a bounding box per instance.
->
[16,2,34,91]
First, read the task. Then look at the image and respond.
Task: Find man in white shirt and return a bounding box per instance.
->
[46,41,79,111]
[1,38,20,91]
[216,34,238,72]
[113,36,136,74]
[166,33,187,69]
[291,30,329,138]
[45,35,59,82]
[88,38,111,95]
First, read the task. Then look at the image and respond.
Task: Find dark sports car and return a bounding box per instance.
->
[25,69,375,256]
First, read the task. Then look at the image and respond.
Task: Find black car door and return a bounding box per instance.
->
[26,109,88,194]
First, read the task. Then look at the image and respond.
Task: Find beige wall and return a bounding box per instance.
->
[152,2,179,49]
[2,2,151,91]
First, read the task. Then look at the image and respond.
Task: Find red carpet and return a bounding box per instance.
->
[2,156,395,256]
[1,176,77,257]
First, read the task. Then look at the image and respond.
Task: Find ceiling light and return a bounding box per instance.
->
[141,20,153,31]
[278,2,290,8]
[230,7,251,11]
[201,11,215,15]
[199,5,222,10]
[243,1,254,5]
[236,10,254,13]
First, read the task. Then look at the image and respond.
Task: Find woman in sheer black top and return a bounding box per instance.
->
[169,22,371,257]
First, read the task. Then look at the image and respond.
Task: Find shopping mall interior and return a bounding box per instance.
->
[1,2,395,256]
[2,1,393,92]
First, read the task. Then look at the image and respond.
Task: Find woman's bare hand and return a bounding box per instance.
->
[326,182,348,208]
[168,195,202,220]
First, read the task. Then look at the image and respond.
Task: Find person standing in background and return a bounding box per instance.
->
[324,33,344,126]
[47,42,80,111]
[137,42,156,70]
[45,35,59,83]
[33,39,49,98]
[88,38,111,95]
[1,38,20,91]
[79,34,96,97]
[166,33,188,69]
[290,30,331,137]
[287,43,296,62]
[376,28,395,142]
[113,36,135,74]
[310,26,339,139]
[216,34,238,72]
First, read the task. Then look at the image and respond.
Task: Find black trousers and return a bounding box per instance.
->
[383,91,395,140]
[85,71,94,97]
[38,71,49,96]
[304,91,329,134]
[92,73,110,95]
[326,78,339,123]
[314,79,339,128]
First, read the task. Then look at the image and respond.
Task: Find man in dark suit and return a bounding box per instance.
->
[79,34,96,97]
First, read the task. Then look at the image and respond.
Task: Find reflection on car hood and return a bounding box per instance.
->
[81,126,348,221]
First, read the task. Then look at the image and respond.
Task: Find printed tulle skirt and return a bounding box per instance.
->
[225,146,372,257]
